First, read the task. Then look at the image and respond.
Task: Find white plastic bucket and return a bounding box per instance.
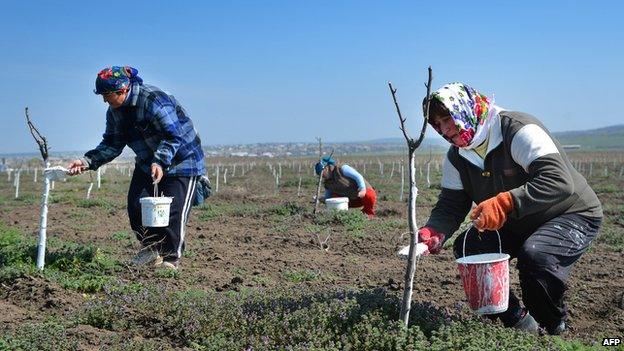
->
[325,197,349,211]
[140,196,173,227]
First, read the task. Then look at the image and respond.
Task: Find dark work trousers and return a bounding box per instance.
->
[453,213,601,330]
[127,167,198,262]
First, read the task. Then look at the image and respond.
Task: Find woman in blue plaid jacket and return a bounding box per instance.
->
[68,66,205,270]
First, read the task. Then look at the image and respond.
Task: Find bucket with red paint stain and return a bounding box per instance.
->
[456,227,510,314]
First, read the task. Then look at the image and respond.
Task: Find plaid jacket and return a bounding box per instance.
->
[84,83,205,177]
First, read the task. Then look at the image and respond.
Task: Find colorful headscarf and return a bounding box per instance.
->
[94,66,143,95]
[428,83,501,149]
[315,156,336,175]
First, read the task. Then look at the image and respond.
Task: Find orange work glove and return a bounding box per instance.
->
[470,191,515,231]
[418,227,446,254]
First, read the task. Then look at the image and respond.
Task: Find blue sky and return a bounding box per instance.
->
[1,1,622,154]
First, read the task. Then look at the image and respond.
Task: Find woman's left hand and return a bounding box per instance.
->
[151,163,163,183]
[357,189,366,198]
[470,192,514,231]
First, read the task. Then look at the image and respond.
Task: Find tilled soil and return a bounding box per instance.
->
[1,162,623,346]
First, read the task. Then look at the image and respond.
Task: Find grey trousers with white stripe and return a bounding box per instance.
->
[128,167,198,262]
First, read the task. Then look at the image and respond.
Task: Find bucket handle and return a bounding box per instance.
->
[461,226,502,258]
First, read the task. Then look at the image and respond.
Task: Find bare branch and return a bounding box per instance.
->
[388,82,414,147]
[413,66,433,149]
[24,107,49,161]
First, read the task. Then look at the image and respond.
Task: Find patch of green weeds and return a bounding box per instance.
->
[314,210,367,238]
[74,284,598,350]
[372,219,405,232]
[184,249,197,258]
[283,269,319,283]
[272,223,291,233]
[75,198,121,215]
[0,221,122,292]
[197,203,224,220]
[267,201,306,217]
[281,177,317,188]
[597,219,624,251]
[0,321,78,351]
[13,193,38,205]
[594,183,621,194]
[154,268,180,279]
[110,230,131,241]
[252,275,271,286]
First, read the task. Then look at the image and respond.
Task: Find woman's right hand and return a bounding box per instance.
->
[67,159,87,175]
[418,227,446,254]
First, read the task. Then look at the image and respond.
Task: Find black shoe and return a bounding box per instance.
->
[547,321,566,335]
[513,311,539,334]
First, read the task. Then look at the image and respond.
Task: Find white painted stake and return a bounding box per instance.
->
[297,176,302,197]
[97,168,101,189]
[34,168,38,183]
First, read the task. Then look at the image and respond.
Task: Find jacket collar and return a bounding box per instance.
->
[458,112,503,169]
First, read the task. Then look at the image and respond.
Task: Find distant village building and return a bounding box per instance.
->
[562,145,581,150]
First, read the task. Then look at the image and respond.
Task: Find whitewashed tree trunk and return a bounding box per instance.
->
[400,164,405,202]
[400,148,420,323]
[97,168,101,189]
[34,168,38,183]
[215,166,220,193]
[297,176,302,197]
[589,162,593,177]
[36,161,51,270]
[86,183,94,199]
[426,163,431,188]
[14,170,21,198]
[223,168,228,185]
[51,181,55,190]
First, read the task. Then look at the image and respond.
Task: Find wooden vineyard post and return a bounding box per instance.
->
[388,66,433,326]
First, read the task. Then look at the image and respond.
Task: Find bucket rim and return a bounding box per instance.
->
[326,197,349,203]
[140,196,174,204]
[456,253,510,265]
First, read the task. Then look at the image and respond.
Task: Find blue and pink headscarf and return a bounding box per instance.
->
[428,83,503,149]
[94,66,143,95]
